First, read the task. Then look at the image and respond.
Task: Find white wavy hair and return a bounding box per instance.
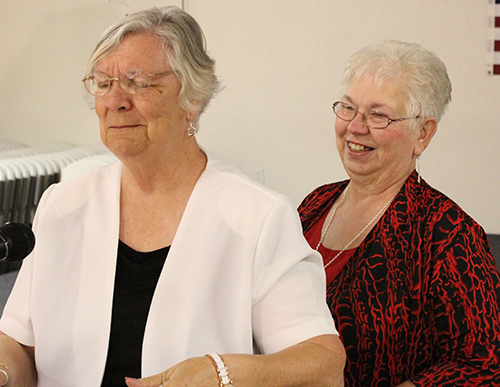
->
[342,40,452,128]
[86,6,221,124]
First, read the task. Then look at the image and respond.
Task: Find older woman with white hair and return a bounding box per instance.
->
[299,40,500,386]
[0,6,345,387]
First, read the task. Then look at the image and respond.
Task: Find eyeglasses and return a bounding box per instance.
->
[82,70,173,97]
[332,101,420,129]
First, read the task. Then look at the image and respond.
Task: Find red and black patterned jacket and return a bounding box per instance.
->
[299,172,500,386]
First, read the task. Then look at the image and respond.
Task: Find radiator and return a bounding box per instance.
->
[0,142,114,274]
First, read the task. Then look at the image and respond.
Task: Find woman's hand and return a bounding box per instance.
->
[125,356,218,387]
[0,332,37,387]
[125,334,345,387]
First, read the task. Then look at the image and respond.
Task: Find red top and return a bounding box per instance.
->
[304,209,356,285]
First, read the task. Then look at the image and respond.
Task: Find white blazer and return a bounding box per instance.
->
[0,155,336,387]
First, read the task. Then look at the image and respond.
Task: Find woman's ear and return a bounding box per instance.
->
[186,111,199,125]
[414,117,437,157]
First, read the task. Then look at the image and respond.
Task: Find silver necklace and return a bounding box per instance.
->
[315,185,349,251]
[316,185,399,269]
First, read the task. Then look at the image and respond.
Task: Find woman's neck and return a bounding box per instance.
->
[120,141,207,195]
[346,168,411,203]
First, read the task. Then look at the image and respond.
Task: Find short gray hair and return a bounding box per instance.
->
[86,6,220,122]
[342,40,452,126]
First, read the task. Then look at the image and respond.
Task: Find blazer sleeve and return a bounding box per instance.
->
[251,196,338,354]
[411,203,500,385]
[0,184,56,346]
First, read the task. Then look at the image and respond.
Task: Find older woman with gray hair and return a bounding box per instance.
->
[299,40,500,386]
[0,6,345,387]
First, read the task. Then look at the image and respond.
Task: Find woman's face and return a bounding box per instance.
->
[335,76,423,186]
[94,33,193,159]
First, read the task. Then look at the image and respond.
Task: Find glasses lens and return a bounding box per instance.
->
[333,102,356,121]
[366,112,390,129]
[84,72,110,96]
[120,72,151,95]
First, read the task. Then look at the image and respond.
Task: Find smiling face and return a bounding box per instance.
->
[94,32,195,159]
[335,76,426,187]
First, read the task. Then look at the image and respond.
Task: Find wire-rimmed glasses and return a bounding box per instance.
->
[82,70,173,97]
[332,101,420,129]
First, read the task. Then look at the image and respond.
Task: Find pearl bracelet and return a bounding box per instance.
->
[205,353,234,387]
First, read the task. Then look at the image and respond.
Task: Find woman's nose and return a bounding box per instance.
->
[104,81,133,111]
[347,112,369,134]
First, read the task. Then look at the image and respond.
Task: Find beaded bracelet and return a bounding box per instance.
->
[0,362,8,386]
[205,353,234,387]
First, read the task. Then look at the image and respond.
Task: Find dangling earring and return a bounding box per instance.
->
[416,156,421,183]
[187,122,198,137]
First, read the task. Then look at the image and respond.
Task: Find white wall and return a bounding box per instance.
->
[1,0,499,233]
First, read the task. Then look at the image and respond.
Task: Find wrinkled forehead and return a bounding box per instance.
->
[347,75,407,108]
[89,31,170,73]
[94,33,169,74]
